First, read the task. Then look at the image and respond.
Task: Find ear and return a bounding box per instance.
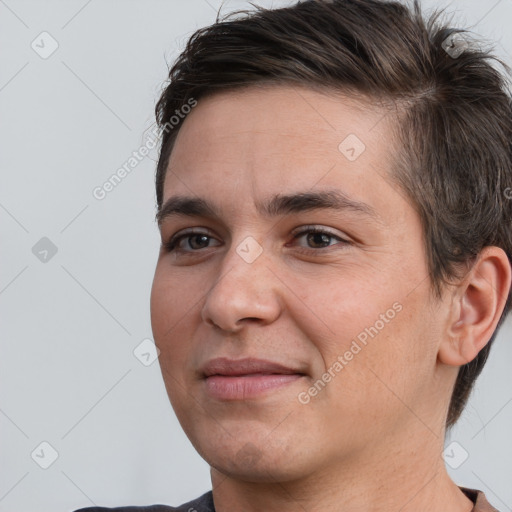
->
[438,246,511,367]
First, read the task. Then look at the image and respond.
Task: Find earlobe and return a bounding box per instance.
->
[438,247,511,368]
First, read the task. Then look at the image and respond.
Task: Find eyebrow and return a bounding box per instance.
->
[156,190,381,226]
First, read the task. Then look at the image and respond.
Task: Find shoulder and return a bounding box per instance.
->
[459,486,500,512]
[72,491,215,512]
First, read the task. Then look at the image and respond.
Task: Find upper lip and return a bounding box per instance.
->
[201,357,306,378]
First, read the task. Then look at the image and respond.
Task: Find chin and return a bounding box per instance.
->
[211,456,306,483]
[197,435,313,483]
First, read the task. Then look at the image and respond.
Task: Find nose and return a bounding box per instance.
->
[200,239,282,333]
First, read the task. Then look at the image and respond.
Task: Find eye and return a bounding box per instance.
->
[162,226,351,254]
[289,226,350,252]
[163,230,220,253]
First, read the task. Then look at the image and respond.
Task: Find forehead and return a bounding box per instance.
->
[163,84,403,223]
[170,84,390,161]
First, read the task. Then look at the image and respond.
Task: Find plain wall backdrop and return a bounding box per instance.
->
[1,0,511,511]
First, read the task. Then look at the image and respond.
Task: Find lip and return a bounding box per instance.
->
[200,357,307,400]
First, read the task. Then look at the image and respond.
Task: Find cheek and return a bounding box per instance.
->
[299,277,431,417]
[150,266,195,367]
[337,306,435,423]
[151,264,192,333]
[150,276,194,417]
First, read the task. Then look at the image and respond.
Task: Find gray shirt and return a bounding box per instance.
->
[73,486,499,511]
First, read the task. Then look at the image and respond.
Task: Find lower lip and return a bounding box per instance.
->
[204,374,303,400]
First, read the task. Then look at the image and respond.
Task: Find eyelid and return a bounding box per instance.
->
[288,226,352,252]
[163,224,351,254]
[289,224,349,240]
[164,228,220,251]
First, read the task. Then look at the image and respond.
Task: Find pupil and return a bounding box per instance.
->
[308,232,330,248]
[191,235,209,249]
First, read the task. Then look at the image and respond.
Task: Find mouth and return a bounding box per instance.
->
[200,357,307,400]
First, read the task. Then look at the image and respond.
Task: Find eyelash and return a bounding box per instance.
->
[162,226,350,254]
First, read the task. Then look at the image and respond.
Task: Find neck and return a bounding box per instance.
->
[209,426,474,512]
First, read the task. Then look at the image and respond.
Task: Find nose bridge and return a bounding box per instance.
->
[201,233,280,331]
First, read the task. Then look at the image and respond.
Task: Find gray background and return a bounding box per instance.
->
[1,1,511,511]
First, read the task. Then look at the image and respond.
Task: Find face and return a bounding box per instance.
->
[150,85,451,482]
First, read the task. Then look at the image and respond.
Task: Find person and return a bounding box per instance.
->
[74,0,512,510]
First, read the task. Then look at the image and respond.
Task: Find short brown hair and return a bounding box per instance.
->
[154,0,512,429]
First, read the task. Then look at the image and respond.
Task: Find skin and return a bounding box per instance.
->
[150,84,511,512]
